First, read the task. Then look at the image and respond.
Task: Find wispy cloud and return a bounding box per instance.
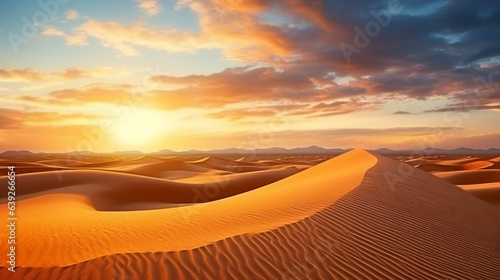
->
[65,9,80,20]
[0,67,115,83]
[42,26,87,46]
[137,0,162,16]
[393,111,413,115]
[42,26,65,36]
[0,67,123,90]
[74,20,196,56]
[0,107,103,129]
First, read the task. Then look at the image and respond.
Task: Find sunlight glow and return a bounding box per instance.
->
[113,108,170,146]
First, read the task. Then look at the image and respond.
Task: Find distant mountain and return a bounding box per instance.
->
[152,146,348,155]
[372,147,500,155]
[68,151,96,156]
[111,150,145,155]
[2,147,500,156]
[0,150,34,157]
[283,146,348,155]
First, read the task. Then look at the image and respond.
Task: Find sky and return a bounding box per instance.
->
[0,0,499,153]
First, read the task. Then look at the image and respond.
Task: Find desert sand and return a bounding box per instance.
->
[404,155,500,207]
[1,150,499,279]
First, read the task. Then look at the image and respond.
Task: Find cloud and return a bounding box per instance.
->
[47,0,499,105]
[425,104,500,113]
[17,84,137,107]
[204,100,377,121]
[0,108,102,129]
[18,0,500,132]
[137,0,162,16]
[54,0,294,59]
[0,69,46,83]
[73,20,197,56]
[42,26,65,36]
[0,67,117,88]
[207,108,281,121]
[65,10,80,20]
[0,114,23,129]
[297,99,379,117]
[13,66,379,121]
[42,25,88,46]
[425,75,500,113]
[148,66,379,114]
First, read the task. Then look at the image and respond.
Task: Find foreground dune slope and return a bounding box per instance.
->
[0,166,301,210]
[1,150,500,280]
[0,150,375,268]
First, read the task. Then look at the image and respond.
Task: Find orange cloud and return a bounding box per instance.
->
[74,20,197,56]
[17,84,138,108]
[147,66,315,109]
[205,98,380,121]
[14,66,377,119]
[182,0,292,60]
[50,84,135,103]
[0,108,102,129]
[199,0,269,13]
[0,67,115,83]
[147,66,374,111]
[0,115,22,129]
[286,0,335,31]
[0,69,46,83]
[49,0,294,60]
[137,0,162,16]
[42,26,87,46]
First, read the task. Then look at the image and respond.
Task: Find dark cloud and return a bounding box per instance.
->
[393,111,412,114]
[270,0,500,100]
[149,66,371,110]
[425,104,500,113]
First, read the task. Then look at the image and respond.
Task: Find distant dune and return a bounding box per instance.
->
[401,155,500,208]
[1,150,499,279]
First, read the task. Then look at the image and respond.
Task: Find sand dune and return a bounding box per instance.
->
[459,183,500,206]
[187,156,273,172]
[406,155,500,206]
[434,169,500,185]
[485,156,500,163]
[0,166,301,211]
[1,150,499,279]
[406,155,497,173]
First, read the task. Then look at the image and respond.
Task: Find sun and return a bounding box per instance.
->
[113,108,168,146]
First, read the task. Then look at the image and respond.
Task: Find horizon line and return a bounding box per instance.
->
[1,145,500,155]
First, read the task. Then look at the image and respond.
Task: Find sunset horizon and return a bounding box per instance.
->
[2,144,500,155]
